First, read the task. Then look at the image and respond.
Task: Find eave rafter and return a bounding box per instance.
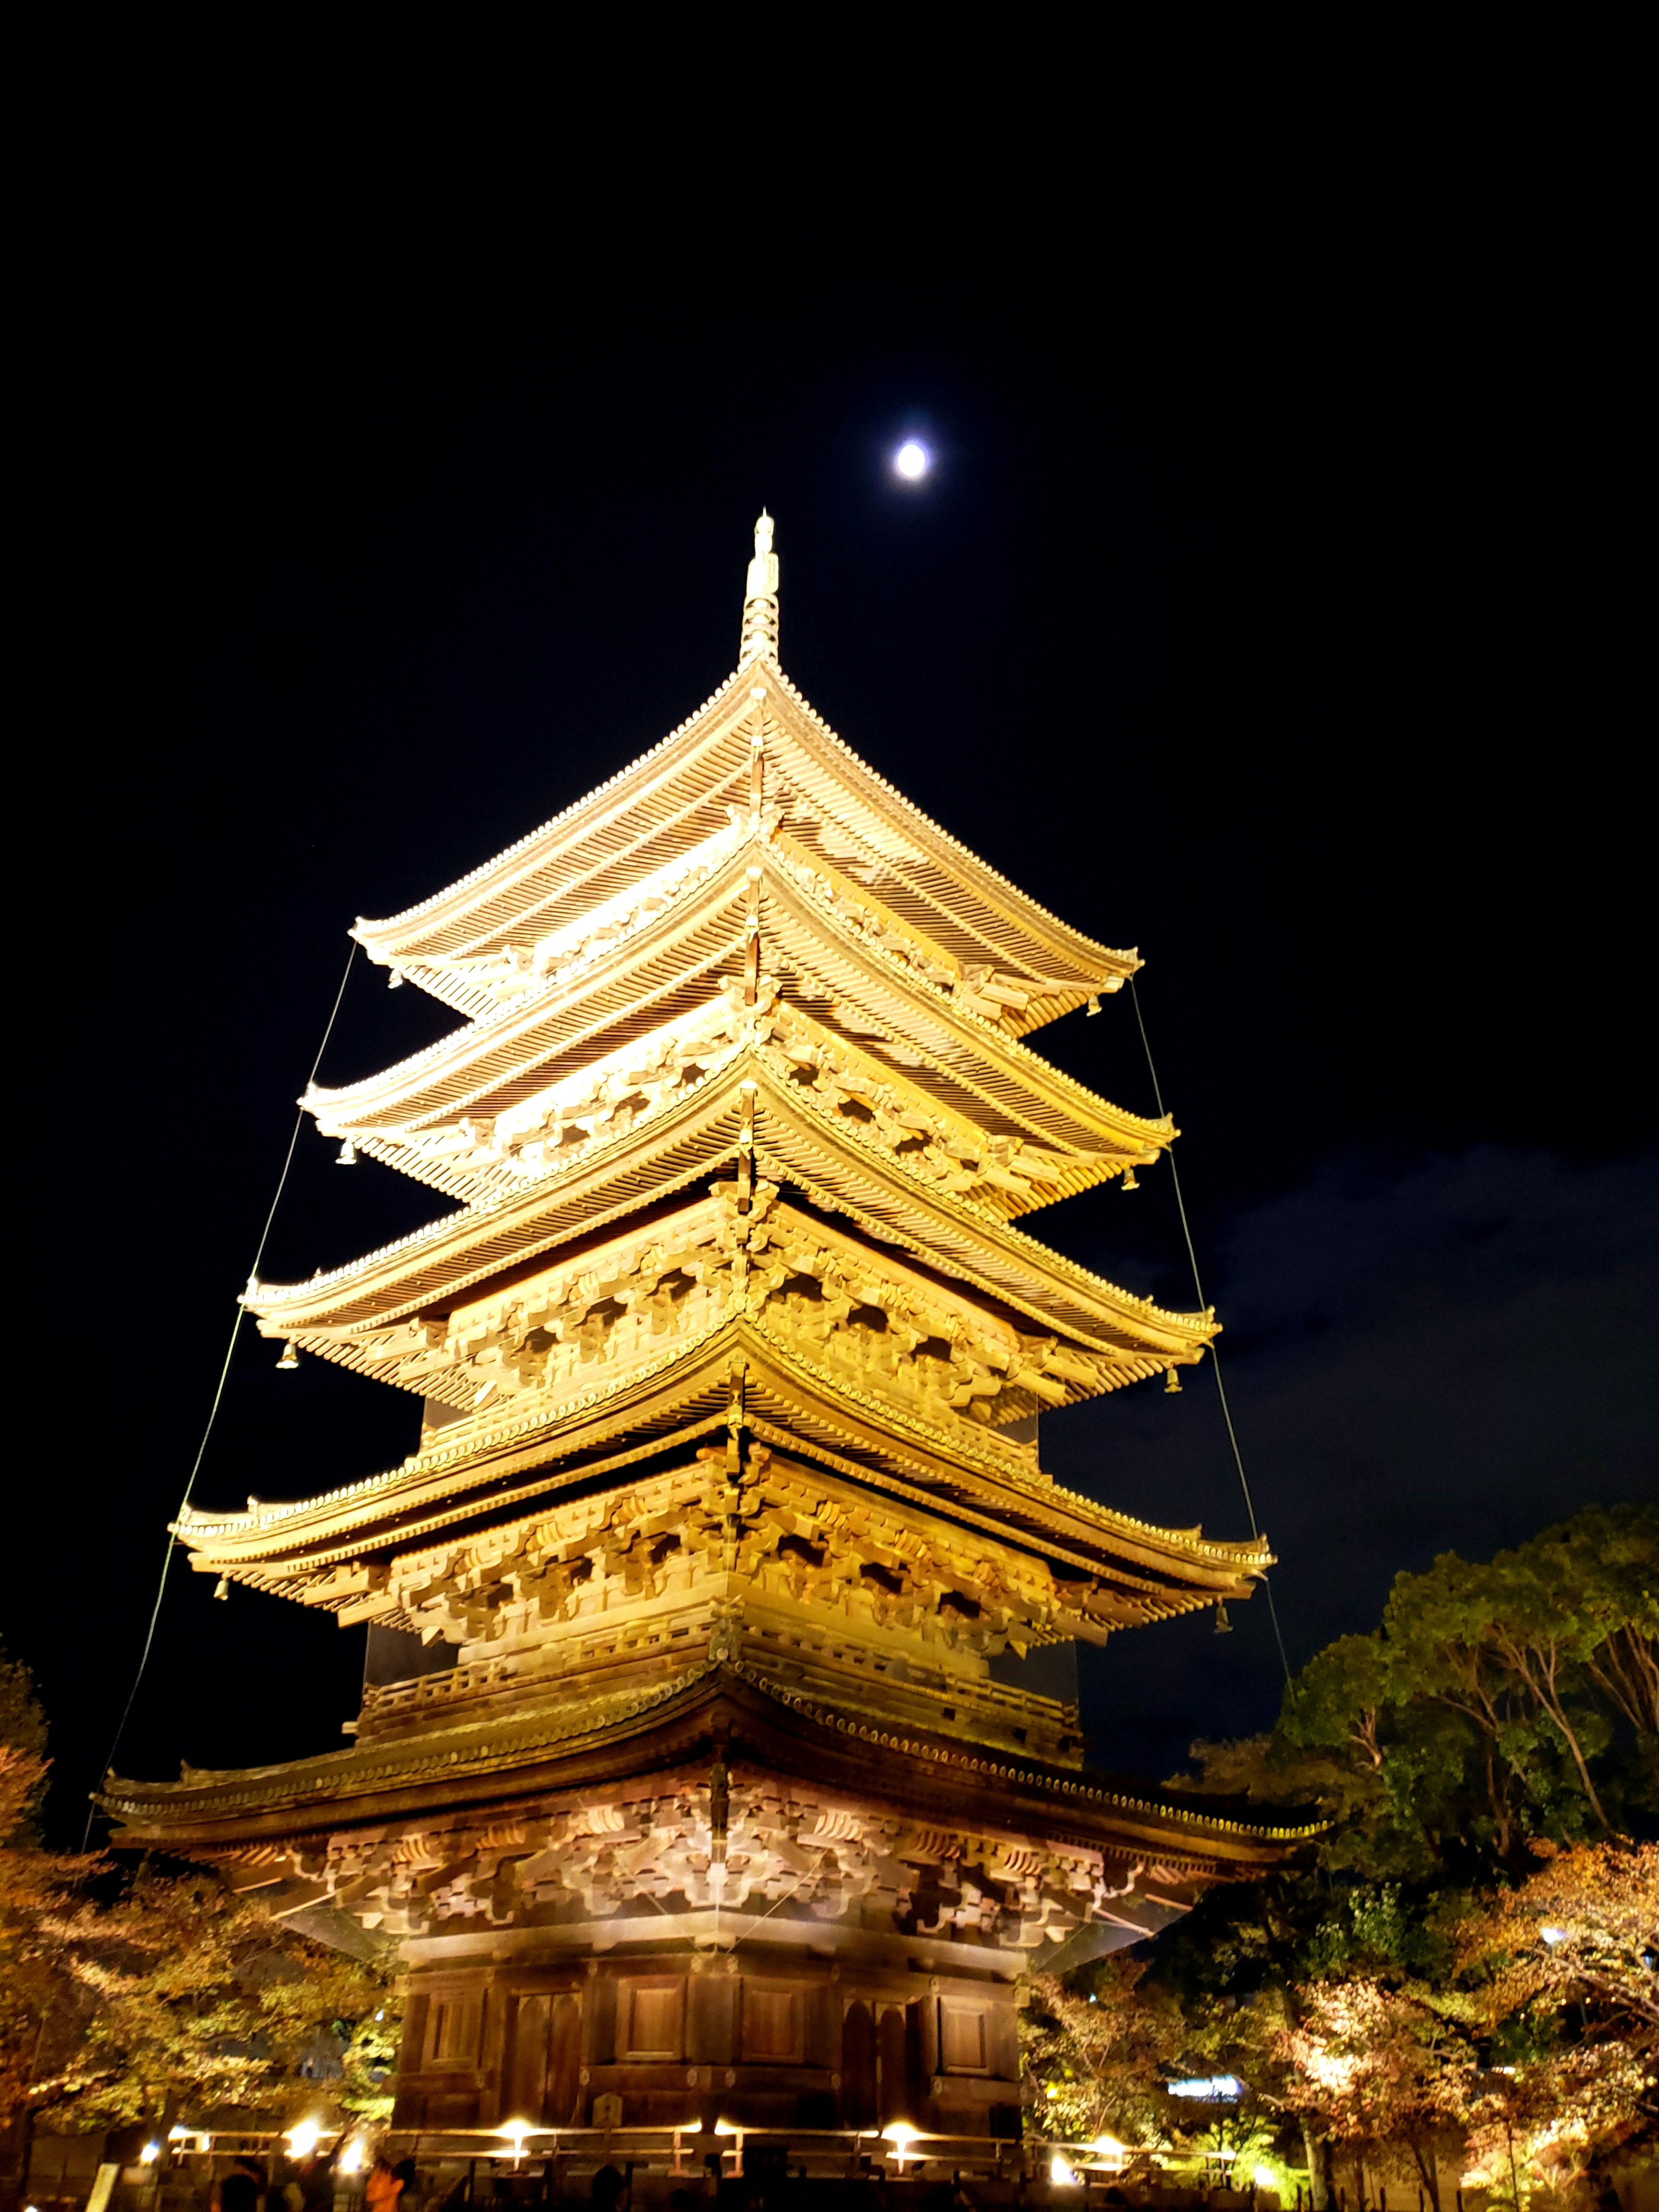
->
[311,996,1147,1220]
[310,837,1168,1167]
[246,1074,1212,1373]
[99,1665,1316,1860]
[350,669,1136,1036]
[180,1316,1262,1617]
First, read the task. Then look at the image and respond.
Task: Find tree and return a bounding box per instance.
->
[1274,1980,1477,2212]
[1,1747,95,2124]
[2,1662,400,2152]
[1456,1841,1658,2191]
[1019,1956,1183,2147]
[1262,1506,1659,1885]
[1148,1506,1657,2199]
[2,1658,105,2212]
[38,1868,397,2133]
[0,1649,48,1843]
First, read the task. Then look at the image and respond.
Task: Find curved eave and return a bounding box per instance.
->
[353,661,1133,1010]
[99,1662,1317,1860]
[761,669,1138,1006]
[311,845,1171,1163]
[247,1064,1214,1359]
[322,1014,1144,1222]
[178,1317,1265,1602]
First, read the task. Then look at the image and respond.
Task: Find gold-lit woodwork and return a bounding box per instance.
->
[108,518,1303,2145]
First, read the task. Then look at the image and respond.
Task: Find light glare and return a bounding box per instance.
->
[1168,2074,1245,2101]
[498,2121,536,2165]
[893,441,929,480]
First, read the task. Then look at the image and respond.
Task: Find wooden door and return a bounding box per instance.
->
[547,1992,583,2125]
[840,1999,877,2127]
[504,1993,550,2124]
[877,2000,922,2126]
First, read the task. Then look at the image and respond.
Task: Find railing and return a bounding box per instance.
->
[361,1635,1080,1738]
[144,2123,1263,2191]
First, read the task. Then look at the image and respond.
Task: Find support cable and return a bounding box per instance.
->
[1128,976,1294,1693]
[83,943,359,1844]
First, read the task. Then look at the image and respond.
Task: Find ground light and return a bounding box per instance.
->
[337,2142,367,2177]
[1051,2152,1079,2183]
[284,2122,323,2160]
[496,2121,537,2168]
[882,2123,921,2171]
[138,2146,160,2167]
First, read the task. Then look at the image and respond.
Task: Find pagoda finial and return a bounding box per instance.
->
[739,510,779,665]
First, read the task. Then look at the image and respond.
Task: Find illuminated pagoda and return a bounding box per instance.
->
[107,517,1306,2145]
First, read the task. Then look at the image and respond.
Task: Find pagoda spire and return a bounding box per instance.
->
[738,508,779,664]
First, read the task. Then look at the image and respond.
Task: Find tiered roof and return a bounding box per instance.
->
[187,518,1263,1634]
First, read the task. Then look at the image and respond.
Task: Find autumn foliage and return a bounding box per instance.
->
[1026,1506,1657,2202]
[0,1645,399,2143]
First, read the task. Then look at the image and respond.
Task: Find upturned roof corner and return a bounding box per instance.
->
[130,514,1300,1998]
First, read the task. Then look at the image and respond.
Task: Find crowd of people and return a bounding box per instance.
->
[210,2153,416,2212]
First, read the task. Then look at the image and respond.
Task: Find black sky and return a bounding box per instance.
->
[14,138,1654,1840]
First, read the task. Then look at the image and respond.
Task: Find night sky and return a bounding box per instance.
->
[16,177,1654,1843]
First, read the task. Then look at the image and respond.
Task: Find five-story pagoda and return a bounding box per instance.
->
[106,518,1304,2145]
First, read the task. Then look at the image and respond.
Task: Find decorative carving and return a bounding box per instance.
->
[344,1443,1135,1661]
[422,820,752,1011]
[324,972,1135,1215]
[236,1778,1181,1954]
[303,1180,1138,1434]
[759,1006,1115,1205]
[773,836,1077,1037]
[125,517,1291,2079]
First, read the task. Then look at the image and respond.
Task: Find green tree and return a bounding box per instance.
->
[1144,1505,1657,2198]
[1267,1504,1659,1882]
[38,1867,398,2133]
[2,1664,400,2147]
[1019,1956,1182,2147]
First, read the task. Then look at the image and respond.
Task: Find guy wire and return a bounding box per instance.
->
[83,943,359,1846]
[1128,975,1295,1694]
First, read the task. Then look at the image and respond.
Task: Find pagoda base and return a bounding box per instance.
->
[104,1665,1302,2150]
[394,1920,1024,2140]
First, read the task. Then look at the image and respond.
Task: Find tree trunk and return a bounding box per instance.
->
[1481,1741,1513,1862]
[1409,2138,1442,2212]
[1301,2122,1329,2212]
[1538,1688,1610,1828]
[1513,1644,1610,1829]
[0,2106,36,2212]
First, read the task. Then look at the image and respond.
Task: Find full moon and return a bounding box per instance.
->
[893,440,930,480]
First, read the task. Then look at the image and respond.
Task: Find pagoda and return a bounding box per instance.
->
[106,517,1306,2145]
